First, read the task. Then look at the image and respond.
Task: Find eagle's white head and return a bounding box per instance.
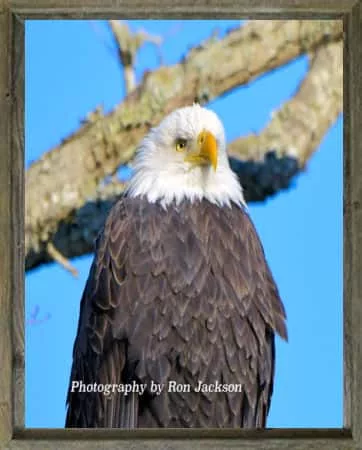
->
[127,104,245,208]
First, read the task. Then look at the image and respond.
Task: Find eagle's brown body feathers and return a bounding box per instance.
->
[65,196,287,428]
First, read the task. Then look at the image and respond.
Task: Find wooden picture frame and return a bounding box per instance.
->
[0,1,360,448]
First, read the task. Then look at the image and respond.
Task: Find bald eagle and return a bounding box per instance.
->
[65,104,287,428]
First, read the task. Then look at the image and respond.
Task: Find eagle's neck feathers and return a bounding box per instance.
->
[127,160,245,209]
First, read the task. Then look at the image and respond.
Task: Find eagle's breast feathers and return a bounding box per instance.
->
[66,197,287,428]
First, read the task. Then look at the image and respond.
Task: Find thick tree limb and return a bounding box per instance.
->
[229,39,343,201]
[26,181,125,272]
[26,20,342,272]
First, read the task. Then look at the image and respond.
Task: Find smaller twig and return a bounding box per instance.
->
[108,20,163,94]
[46,241,79,277]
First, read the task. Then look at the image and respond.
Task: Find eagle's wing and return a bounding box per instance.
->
[65,197,138,428]
[65,196,186,427]
[226,206,287,426]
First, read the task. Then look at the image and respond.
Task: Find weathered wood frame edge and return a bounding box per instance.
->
[0,0,360,448]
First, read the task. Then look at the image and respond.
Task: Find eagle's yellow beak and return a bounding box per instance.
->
[184,130,218,171]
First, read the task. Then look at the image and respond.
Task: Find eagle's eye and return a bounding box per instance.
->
[175,138,187,152]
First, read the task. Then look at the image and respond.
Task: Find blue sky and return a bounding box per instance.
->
[25,20,343,428]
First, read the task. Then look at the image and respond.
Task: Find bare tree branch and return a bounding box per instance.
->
[26,40,342,272]
[26,181,124,273]
[26,20,342,273]
[109,20,163,93]
[46,241,79,277]
[229,39,343,201]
